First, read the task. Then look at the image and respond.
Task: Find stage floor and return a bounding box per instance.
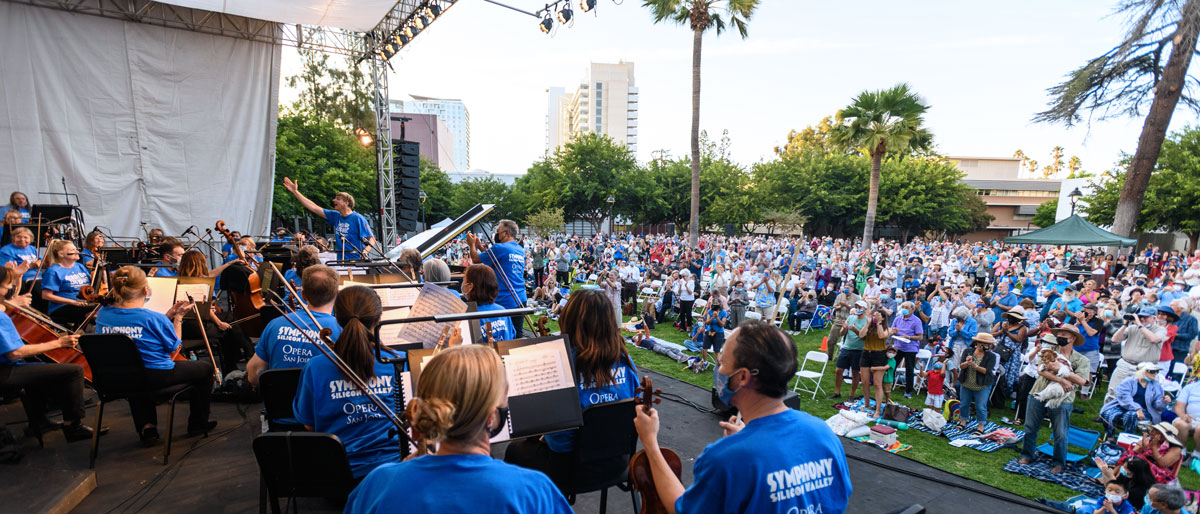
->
[0,369,1056,513]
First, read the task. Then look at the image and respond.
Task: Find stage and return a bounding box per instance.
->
[0,368,1058,513]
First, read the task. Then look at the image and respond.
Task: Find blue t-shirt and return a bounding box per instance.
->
[152,266,178,277]
[94,306,180,370]
[676,409,852,514]
[708,309,728,333]
[544,358,639,453]
[254,311,342,371]
[345,454,572,513]
[221,242,235,257]
[16,208,30,223]
[1019,278,1040,299]
[481,241,527,309]
[293,354,400,478]
[0,244,40,281]
[1076,319,1103,353]
[990,291,1018,322]
[80,249,96,267]
[323,208,373,259]
[475,303,516,342]
[0,310,29,366]
[42,263,90,313]
[281,269,304,305]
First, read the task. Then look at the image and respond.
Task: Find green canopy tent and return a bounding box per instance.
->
[1004,214,1136,247]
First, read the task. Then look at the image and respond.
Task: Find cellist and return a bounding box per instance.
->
[281,177,376,260]
[0,264,96,442]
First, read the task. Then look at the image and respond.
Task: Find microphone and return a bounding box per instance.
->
[181,226,197,238]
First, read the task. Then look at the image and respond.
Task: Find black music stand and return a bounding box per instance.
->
[371,307,534,364]
[30,205,74,224]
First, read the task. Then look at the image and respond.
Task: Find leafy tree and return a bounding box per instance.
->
[643,0,761,245]
[273,113,377,220]
[830,83,932,250]
[513,133,639,234]
[1034,0,1200,237]
[958,192,995,237]
[775,114,841,156]
[761,209,807,235]
[1032,198,1059,228]
[875,156,972,241]
[1153,126,1200,248]
[417,157,455,223]
[525,207,565,239]
[754,151,869,238]
[451,176,516,223]
[286,49,372,130]
[635,157,692,229]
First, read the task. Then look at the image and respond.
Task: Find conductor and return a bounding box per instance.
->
[282,177,377,260]
[466,219,527,335]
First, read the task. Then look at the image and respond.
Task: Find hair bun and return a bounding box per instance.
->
[410,397,455,445]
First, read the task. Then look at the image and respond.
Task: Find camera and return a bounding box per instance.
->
[1124,314,1135,322]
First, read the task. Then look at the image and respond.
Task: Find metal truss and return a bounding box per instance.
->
[369,49,397,249]
[363,0,460,61]
[9,0,368,56]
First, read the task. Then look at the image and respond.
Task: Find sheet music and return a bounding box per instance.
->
[503,341,572,397]
[378,287,420,308]
[395,283,467,349]
[144,277,178,314]
[377,307,412,346]
[175,283,211,303]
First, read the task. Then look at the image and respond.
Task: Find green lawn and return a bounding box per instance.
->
[544,309,1200,502]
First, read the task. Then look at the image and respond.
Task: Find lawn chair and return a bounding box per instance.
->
[811,305,833,330]
[1036,425,1100,466]
[791,351,829,399]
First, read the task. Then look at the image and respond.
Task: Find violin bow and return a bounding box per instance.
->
[185,292,222,383]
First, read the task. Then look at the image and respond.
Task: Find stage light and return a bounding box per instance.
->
[540,15,553,33]
[415,15,429,30]
[580,0,595,12]
[399,33,411,44]
[355,127,374,147]
[557,6,572,23]
[423,4,442,18]
[405,25,420,38]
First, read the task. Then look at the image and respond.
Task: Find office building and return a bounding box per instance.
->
[387,113,454,172]
[545,61,638,155]
[948,156,1061,242]
[389,95,469,172]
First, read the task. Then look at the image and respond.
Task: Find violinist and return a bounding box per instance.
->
[40,240,93,328]
[177,250,252,376]
[281,177,376,260]
[346,345,572,513]
[461,264,515,342]
[281,245,321,306]
[149,240,184,277]
[246,264,342,387]
[80,230,105,271]
[292,285,399,479]
[0,210,22,245]
[633,321,853,514]
[94,266,216,445]
[7,192,30,223]
[0,227,40,283]
[504,289,639,488]
[0,266,96,442]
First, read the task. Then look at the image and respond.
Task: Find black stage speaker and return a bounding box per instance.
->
[393,140,420,232]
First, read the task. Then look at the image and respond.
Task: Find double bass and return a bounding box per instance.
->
[628,376,683,514]
[214,221,265,336]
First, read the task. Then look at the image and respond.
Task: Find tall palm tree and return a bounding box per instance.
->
[830,84,931,251]
[643,0,760,245]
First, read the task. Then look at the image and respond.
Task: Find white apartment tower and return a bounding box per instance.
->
[388,95,470,172]
[545,61,638,155]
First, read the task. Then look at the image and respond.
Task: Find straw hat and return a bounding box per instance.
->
[1003,310,1026,322]
[1050,324,1083,346]
[1150,422,1183,447]
[971,332,997,347]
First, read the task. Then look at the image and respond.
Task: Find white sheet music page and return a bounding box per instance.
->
[144,277,177,314]
[503,341,573,397]
[395,283,467,348]
[174,283,211,303]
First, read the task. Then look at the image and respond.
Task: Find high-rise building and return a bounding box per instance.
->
[388,95,470,172]
[545,61,638,155]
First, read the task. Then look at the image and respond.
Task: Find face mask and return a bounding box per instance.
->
[853,308,864,315]
[715,368,744,405]
[1119,466,1131,477]
[886,352,897,359]
[900,308,910,317]
[488,406,510,438]
[1103,309,1115,318]
[1104,493,1124,505]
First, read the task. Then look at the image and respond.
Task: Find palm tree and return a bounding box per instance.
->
[643,0,760,245]
[830,83,931,251]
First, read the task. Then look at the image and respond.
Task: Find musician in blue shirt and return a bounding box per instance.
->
[635,321,853,514]
[462,264,516,342]
[505,289,639,488]
[466,219,527,334]
[149,240,185,277]
[7,192,30,223]
[94,266,216,445]
[292,285,400,478]
[282,177,376,260]
[347,344,572,513]
[0,266,96,442]
[0,227,40,282]
[246,264,342,387]
[40,240,93,327]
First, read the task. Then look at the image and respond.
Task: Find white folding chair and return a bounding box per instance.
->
[1170,361,1189,383]
[692,298,708,319]
[902,349,935,393]
[586,274,598,285]
[792,351,829,399]
[745,311,763,321]
[773,302,789,329]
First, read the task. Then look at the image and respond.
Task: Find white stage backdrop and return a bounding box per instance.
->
[0,2,281,239]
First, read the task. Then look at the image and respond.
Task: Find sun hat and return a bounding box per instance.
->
[1050,324,1083,346]
[971,332,997,346]
[1150,422,1183,447]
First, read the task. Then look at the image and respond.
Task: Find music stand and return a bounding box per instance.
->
[371,307,534,364]
[30,205,74,224]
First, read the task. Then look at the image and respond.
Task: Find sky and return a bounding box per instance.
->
[281,0,1192,177]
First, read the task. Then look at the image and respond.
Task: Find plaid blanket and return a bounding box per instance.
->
[1002,456,1105,497]
[904,414,1025,453]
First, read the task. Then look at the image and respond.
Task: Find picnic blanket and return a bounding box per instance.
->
[1002,456,1105,497]
[851,436,913,454]
[904,414,1025,452]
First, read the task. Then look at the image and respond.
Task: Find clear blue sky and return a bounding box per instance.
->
[283,0,1192,176]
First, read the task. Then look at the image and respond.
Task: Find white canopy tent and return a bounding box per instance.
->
[153,0,400,32]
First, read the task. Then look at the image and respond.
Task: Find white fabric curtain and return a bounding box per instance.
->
[0,2,281,239]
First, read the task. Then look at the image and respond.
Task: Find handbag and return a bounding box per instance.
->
[881,403,914,423]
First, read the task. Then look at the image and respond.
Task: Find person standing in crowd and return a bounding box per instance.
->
[94,266,216,445]
[281,177,377,260]
[633,321,852,513]
[826,283,861,360]
[956,333,999,433]
[828,300,868,400]
[1170,299,1197,366]
[889,301,923,399]
[728,279,748,329]
[466,220,527,335]
[946,306,979,385]
[1107,306,1168,403]
[674,269,696,332]
[1020,325,1090,474]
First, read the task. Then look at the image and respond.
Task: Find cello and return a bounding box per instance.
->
[3,299,93,381]
[214,221,265,336]
[628,376,683,514]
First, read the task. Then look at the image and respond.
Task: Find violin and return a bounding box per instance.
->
[2,299,93,381]
[628,376,683,514]
[536,316,550,337]
[215,220,265,336]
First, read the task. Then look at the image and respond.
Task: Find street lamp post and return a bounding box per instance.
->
[419,190,428,231]
[606,195,615,235]
[1069,187,1082,216]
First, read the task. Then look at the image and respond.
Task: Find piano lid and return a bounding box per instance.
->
[387,204,494,260]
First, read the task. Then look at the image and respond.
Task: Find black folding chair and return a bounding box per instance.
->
[253,431,356,514]
[259,368,305,432]
[563,399,639,514]
[78,334,193,467]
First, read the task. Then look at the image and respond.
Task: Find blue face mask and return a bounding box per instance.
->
[715,368,752,405]
[900,308,911,316]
